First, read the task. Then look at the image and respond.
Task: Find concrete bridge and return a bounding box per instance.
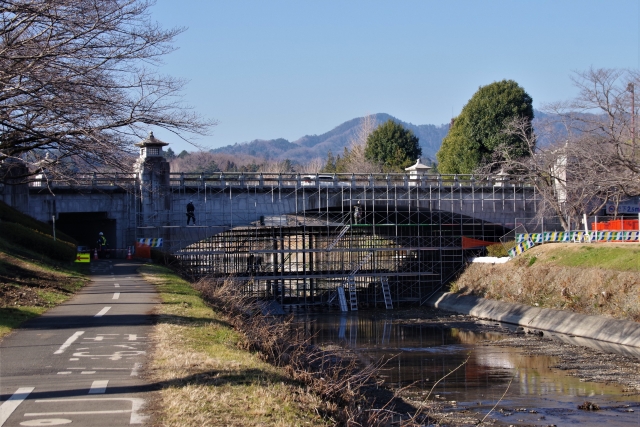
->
[0,135,539,254]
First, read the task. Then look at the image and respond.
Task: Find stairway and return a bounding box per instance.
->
[325,224,350,252]
[381,277,393,309]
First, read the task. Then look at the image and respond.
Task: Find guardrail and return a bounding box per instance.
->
[26,172,534,189]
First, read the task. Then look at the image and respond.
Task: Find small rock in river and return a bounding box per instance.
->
[578,401,600,410]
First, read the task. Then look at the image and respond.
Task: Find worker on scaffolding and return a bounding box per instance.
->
[353,204,361,224]
[247,253,255,273]
[186,200,196,225]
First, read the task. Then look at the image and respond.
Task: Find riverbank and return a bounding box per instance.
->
[139,264,333,426]
[451,243,640,321]
[412,242,640,402]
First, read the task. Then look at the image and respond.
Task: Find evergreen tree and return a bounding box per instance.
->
[436,80,534,174]
[364,120,421,172]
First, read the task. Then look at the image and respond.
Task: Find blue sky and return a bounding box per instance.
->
[150,0,640,153]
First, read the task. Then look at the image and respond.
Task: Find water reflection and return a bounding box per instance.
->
[299,312,640,426]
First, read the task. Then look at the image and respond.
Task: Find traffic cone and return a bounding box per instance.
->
[127,246,132,260]
[93,248,98,260]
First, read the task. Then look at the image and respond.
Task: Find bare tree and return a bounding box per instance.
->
[485,117,615,229]
[260,159,293,174]
[297,157,325,174]
[485,68,640,229]
[340,114,381,173]
[0,0,213,181]
[547,68,640,191]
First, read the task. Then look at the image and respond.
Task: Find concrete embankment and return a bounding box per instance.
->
[426,291,640,348]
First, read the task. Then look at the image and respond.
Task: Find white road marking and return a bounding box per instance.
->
[32,398,147,424]
[130,363,142,376]
[128,334,137,341]
[56,372,71,375]
[91,368,129,371]
[94,307,111,317]
[81,371,96,374]
[72,350,145,360]
[26,410,129,415]
[53,331,85,355]
[20,419,72,426]
[88,380,108,394]
[114,283,120,288]
[0,387,35,426]
[112,292,120,300]
[69,358,79,361]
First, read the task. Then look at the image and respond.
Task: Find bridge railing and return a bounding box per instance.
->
[167,172,534,189]
[27,173,138,189]
[21,171,534,189]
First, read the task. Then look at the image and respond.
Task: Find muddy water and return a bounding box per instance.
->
[300,312,640,426]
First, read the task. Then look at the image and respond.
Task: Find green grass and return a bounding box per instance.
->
[0,306,48,337]
[539,245,640,271]
[0,235,89,339]
[139,264,331,427]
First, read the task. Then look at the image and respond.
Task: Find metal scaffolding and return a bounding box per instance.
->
[175,182,511,310]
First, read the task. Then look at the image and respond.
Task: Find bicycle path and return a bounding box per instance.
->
[0,260,158,426]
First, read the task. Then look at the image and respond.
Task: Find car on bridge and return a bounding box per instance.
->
[301,174,350,187]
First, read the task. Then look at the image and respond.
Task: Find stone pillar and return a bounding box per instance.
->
[134,132,171,227]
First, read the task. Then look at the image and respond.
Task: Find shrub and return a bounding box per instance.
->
[150,249,180,267]
[486,242,510,257]
[0,222,77,262]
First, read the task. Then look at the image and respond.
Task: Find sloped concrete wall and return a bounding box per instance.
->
[427,292,640,349]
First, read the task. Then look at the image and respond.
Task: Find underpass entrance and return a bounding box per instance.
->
[57,212,116,253]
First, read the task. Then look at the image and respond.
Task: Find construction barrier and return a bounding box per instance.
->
[592,219,639,231]
[517,231,639,244]
[75,252,90,263]
[135,242,151,258]
[508,238,535,258]
[516,231,591,244]
[137,238,163,247]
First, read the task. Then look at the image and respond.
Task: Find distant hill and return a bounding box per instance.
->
[210,113,450,164]
[209,110,564,165]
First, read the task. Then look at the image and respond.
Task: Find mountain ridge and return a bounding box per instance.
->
[210,113,450,164]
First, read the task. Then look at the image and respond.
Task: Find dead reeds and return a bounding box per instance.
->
[193,276,397,426]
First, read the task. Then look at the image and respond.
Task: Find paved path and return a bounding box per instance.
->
[0,260,157,426]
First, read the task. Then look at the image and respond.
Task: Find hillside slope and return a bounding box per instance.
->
[0,200,88,338]
[452,243,640,322]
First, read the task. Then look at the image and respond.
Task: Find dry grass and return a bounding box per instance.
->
[452,243,640,321]
[193,276,396,427]
[140,264,331,427]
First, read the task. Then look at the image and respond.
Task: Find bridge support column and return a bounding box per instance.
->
[135,132,171,228]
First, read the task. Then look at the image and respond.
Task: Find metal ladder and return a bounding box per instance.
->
[346,277,358,311]
[341,251,374,311]
[336,286,348,312]
[381,277,393,309]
